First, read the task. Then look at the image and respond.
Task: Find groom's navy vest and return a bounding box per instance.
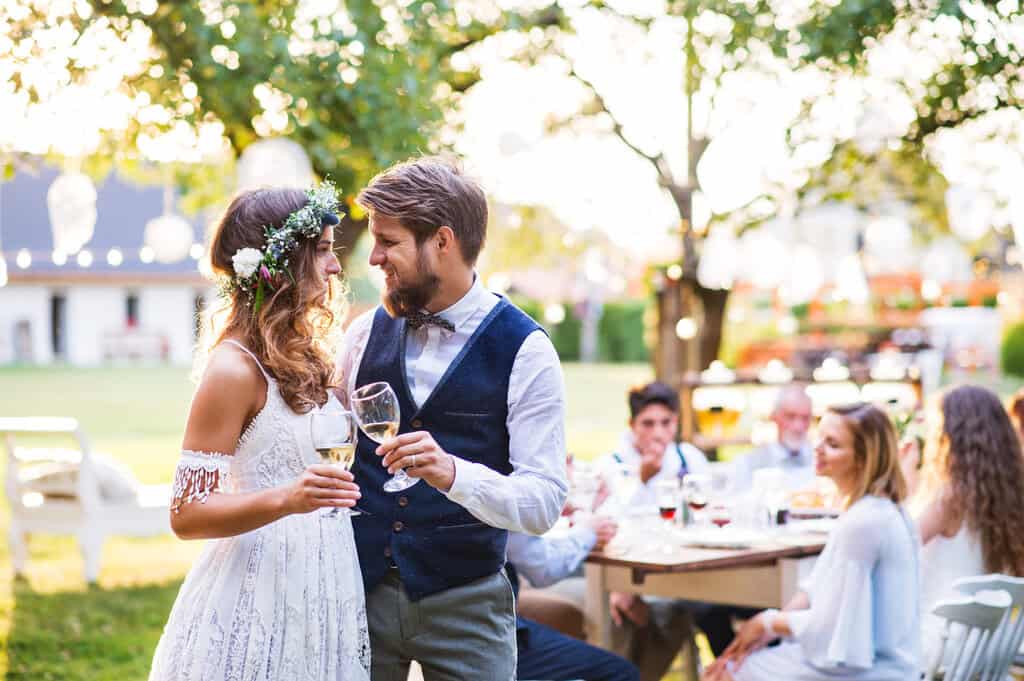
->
[352,298,543,601]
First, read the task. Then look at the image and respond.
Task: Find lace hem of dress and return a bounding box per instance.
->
[171,450,232,513]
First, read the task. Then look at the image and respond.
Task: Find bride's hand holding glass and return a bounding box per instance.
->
[282,465,361,515]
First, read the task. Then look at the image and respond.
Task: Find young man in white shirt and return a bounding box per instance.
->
[596,382,761,677]
[597,381,709,514]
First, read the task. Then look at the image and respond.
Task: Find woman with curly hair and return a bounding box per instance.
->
[915,384,1024,670]
[148,185,371,681]
[704,403,919,681]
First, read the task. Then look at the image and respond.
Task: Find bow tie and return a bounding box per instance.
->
[405,311,455,333]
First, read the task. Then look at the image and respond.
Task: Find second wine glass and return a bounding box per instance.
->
[350,381,419,493]
[310,401,359,518]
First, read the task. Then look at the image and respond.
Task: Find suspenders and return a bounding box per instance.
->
[611,444,689,477]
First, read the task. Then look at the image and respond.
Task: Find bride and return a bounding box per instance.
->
[149,183,371,680]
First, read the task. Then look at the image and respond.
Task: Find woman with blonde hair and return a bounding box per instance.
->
[705,403,919,681]
[1010,388,1024,443]
[149,184,371,681]
[915,384,1024,668]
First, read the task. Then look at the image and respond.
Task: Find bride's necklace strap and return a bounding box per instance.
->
[171,450,233,513]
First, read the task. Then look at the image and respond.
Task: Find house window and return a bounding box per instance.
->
[50,293,66,359]
[125,293,139,328]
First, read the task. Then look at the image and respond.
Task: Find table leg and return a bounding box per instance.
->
[779,556,817,605]
[584,561,613,650]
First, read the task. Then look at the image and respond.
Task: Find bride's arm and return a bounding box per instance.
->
[170,354,360,540]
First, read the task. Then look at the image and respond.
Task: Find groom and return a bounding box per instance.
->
[336,156,569,680]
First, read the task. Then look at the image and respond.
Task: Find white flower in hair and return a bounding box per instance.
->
[232,247,263,279]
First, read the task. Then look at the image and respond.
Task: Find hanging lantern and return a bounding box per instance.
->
[946,185,994,242]
[779,244,824,305]
[237,138,314,191]
[144,183,197,264]
[697,227,738,290]
[921,237,972,283]
[47,172,97,254]
[796,202,861,270]
[835,254,869,303]
[864,214,913,272]
[739,227,787,290]
[144,214,194,264]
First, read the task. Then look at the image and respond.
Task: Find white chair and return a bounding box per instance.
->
[954,574,1024,680]
[2,417,171,582]
[926,591,1012,681]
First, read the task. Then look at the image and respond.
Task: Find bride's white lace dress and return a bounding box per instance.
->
[149,342,371,681]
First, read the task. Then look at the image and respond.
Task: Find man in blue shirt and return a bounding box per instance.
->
[507,514,640,681]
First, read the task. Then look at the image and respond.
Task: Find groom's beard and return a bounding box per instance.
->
[383,250,441,318]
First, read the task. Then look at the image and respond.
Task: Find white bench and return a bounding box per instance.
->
[1,417,171,582]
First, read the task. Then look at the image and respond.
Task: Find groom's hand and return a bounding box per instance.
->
[377,432,456,492]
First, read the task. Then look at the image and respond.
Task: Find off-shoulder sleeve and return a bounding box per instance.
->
[788,507,885,671]
[171,450,233,513]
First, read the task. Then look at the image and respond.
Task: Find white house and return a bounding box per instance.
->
[0,166,214,366]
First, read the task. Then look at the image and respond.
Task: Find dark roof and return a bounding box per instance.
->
[1,164,207,283]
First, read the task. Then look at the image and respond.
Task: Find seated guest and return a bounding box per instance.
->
[596,382,742,677]
[896,413,925,498]
[506,515,640,681]
[730,384,815,493]
[704,403,919,681]
[597,381,709,513]
[914,385,1024,669]
[1011,388,1024,443]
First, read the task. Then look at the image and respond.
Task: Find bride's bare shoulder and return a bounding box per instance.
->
[197,343,266,400]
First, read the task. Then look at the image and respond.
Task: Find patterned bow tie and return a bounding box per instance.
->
[405,311,455,333]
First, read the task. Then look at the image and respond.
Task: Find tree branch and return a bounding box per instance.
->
[566,64,677,188]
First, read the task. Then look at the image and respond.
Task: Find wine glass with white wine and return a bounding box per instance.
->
[310,401,360,517]
[350,382,418,493]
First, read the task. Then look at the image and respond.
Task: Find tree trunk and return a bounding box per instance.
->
[695,282,729,370]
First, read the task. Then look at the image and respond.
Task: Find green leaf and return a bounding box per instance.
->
[253,280,265,316]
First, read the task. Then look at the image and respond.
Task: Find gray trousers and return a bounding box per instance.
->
[366,569,517,681]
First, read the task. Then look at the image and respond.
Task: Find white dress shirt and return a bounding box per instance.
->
[731,441,816,493]
[336,276,568,536]
[505,524,597,588]
[596,431,709,513]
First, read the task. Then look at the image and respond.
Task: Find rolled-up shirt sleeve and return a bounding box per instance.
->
[445,330,569,535]
[506,524,597,588]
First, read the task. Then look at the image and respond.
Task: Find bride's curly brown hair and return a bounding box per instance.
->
[203,187,345,413]
[923,384,1024,575]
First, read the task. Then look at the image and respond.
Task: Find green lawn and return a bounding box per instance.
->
[0,362,650,680]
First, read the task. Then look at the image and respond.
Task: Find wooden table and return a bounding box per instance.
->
[583,533,826,649]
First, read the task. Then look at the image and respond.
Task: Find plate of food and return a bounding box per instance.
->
[787,488,840,520]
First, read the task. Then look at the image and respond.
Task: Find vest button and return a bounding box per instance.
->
[383,546,392,557]
[411,419,423,429]
[398,496,409,507]
[392,521,404,532]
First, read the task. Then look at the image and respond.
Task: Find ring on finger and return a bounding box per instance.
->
[410,454,417,468]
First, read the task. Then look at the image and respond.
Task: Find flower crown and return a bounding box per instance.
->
[223,181,343,313]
